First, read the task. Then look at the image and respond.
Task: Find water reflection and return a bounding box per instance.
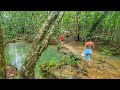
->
[5,42,120,78]
[5,42,30,70]
[5,42,62,72]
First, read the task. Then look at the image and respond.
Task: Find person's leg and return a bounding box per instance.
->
[83,49,88,65]
[88,54,91,66]
[83,54,87,65]
[88,49,92,66]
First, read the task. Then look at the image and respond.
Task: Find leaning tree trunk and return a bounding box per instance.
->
[87,11,109,38]
[0,27,6,79]
[20,11,64,79]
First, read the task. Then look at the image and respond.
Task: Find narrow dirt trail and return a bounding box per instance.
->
[60,42,120,79]
[62,42,120,68]
[63,42,102,60]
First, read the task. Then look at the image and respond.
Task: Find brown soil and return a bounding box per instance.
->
[6,64,19,79]
[44,41,120,79]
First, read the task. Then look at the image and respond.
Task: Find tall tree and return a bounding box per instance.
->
[75,11,80,41]
[20,11,64,79]
[87,11,109,38]
[0,27,6,79]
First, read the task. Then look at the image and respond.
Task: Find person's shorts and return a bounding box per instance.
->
[84,49,92,55]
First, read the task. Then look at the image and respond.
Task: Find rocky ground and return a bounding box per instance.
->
[6,41,120,79]
[40,42,120,79]
[6,64,19,79]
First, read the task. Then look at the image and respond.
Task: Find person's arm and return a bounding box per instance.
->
[92,42,95,50]
[84,42,87,50]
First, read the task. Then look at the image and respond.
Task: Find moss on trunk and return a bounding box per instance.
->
[20,11,64,79]
[0,28,6,79]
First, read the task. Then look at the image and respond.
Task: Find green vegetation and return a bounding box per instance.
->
[40,55,81,79]
[100,48,112,62]
[0,11,119,54]
[0,11,120,79]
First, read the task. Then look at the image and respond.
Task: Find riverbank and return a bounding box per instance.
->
[5,41,120,79]
[40,42,120,79]
[5,41,62,79]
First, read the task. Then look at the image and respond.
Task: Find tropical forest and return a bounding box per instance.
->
[0,11,120,79]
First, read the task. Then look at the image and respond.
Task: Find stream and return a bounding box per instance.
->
[5,41,120,78]
[5,41,63,78]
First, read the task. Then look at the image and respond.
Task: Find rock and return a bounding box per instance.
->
[6,64,19,79]
[59,45,81,61]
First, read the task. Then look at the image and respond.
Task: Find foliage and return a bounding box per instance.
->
[100,47,112,61]
[40,55,79,71]
[1,11,120,45]
[0,11,48,41]
[49,58,57,67]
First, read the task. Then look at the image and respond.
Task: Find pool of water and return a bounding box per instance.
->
[35,45,64,78]
[5,41,63,78]
[109,55,120,61]
[108,55,120,68]
[5,42,30,70]
[5,41,120,78]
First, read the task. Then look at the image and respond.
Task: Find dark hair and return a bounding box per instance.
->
[87,37,91,41]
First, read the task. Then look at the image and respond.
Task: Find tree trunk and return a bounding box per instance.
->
[75,11,80,41]
[0,27,6,79]
[20,11,64,79]
[87,11,109,38]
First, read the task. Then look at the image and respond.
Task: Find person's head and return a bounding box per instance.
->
[87,37,91,42]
